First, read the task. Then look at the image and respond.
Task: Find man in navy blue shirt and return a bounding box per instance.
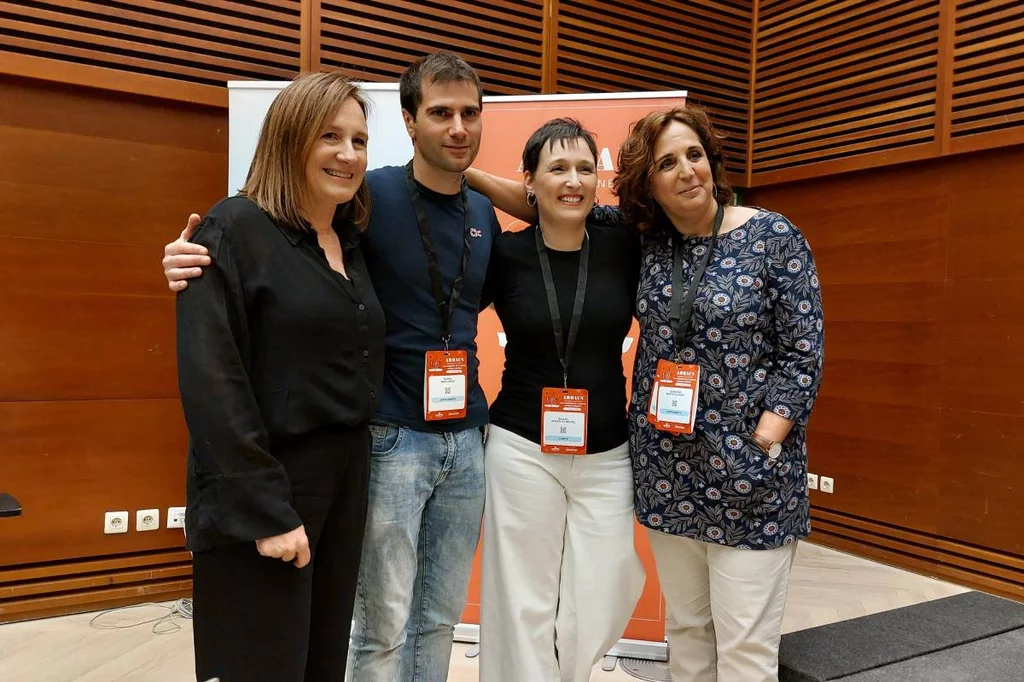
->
[163,52,501,682]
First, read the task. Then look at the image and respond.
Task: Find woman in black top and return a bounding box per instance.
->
[476,120,645,682]
[176,73,385,682]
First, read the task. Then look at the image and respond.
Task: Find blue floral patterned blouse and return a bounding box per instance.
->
[629,209,824,550]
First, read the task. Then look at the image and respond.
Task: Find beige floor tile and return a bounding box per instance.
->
[0,542,971,682]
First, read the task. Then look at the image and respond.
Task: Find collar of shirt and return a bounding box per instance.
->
[273,212,361,250]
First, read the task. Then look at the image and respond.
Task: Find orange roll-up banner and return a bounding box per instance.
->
[461,91,687,657]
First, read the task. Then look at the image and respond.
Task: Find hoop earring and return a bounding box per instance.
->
[593,195,601,206]
[712,184,719,199]
[526,192,536,207]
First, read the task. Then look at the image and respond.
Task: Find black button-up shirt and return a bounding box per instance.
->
[176,196,385,551]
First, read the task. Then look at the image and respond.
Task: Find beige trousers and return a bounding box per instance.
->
[647,529,797,682]
[479,426,646,682]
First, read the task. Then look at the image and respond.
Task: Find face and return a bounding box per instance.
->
[525,138,597,225]
[649,120,716,219]
[403,78,482,173]
[304,96,368,211]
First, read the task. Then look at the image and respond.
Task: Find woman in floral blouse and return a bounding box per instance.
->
[614,106,823,682]
[465,105,823,682]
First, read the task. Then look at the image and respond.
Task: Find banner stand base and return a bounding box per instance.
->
[454,623,668,662]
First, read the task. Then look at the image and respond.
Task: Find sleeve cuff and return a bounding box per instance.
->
[764,393,816,427]
[208,470,302,542]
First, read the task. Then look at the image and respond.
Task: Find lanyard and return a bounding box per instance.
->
[404,162,473,348]
[535,226,589,388]
[669,203,724,355]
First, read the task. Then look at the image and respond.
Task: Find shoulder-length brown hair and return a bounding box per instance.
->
[241,72,372,231]
[613,105,733,233]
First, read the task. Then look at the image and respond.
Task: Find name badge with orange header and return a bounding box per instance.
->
[424,350,468,421]
[541,387,589,455]
[648,359,700,434]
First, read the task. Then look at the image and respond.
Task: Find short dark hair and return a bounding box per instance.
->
[521,118,599,176]
[399,51,483,118]
[613,105,733,233]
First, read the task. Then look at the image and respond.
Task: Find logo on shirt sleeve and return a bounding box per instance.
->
[470,227,483,238]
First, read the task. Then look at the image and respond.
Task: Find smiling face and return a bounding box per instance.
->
[303,96,368,214]
[524,137,598,227]
[649,120,716,222]
[403,78,482,175]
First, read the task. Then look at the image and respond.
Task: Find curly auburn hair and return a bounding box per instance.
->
[612,105,733,233]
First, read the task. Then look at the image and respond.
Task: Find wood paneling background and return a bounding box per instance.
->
[317,0,545,95]
[1,0,1022,182]
[555,0,753,180]
[949,0,1024,152]
[748,0,1024,184]
[1,0,1023,620]
[0,0,302,80]
[752,0,941,182]
[0,77,226,620]
[748,144,1024,599]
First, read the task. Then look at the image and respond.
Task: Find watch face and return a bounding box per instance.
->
[768,442,783,460]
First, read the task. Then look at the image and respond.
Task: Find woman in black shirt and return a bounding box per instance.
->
[477,120,645,682]
[176,73,385,682]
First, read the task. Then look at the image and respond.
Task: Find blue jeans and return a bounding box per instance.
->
[347,423,486,682]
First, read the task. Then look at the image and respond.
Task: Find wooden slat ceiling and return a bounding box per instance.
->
[951,0,1024,139]
[556,0,753,178]
[753,0,941,177]
[319,0,544,96]
[0,0,301,85]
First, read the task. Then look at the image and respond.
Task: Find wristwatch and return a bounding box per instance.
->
[750,432,782,460]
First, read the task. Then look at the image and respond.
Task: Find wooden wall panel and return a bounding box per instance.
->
[0,289,176,402]
[0,549,192,621]
[752,0,940,183]
[556,0,752,180]
[0,0,301,86]
[938,149,1024,558]
[748,144,1024,596]
[950,0,1024,152]
[0,400,189,566]
[2,0,1022,188]
[0,77,224,619]
[318,0,544,95]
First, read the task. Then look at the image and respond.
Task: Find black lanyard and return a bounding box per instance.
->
[669,203,725,356]
[404,162,473,348]
[536,226,589,388]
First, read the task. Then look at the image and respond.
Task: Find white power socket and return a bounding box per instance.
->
[820,476,835,494]
[136,508,160,532]
[807,473,819,490]
[167,506,186,530]
[104,511,129,534]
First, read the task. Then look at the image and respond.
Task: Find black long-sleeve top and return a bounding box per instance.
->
[484,221,640,453]
[176,196,385,552]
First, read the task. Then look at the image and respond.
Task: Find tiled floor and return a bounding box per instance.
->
[0,543,970,681]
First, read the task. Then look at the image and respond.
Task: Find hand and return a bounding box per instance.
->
[753,410,793,443]
[163,213,211,292]
[256,525,311,568]
[462,167,483,191]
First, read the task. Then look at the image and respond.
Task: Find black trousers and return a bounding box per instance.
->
[192,424,370,682]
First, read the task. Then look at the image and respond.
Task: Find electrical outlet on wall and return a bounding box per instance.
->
[807,473,819,490]
[820,476,835,494]
[136,509,160,531]
[167,506,186,530]
[104,511,129,534]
